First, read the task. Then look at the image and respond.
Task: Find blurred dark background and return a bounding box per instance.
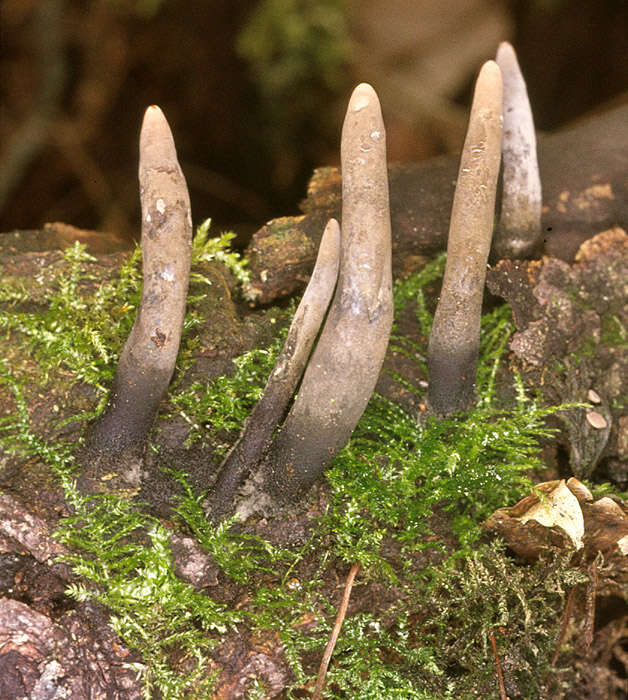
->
[2,0,628,247]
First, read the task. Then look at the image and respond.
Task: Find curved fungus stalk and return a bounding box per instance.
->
[427,61,503,417]
[262,82,393,503]
[206,218,340,521]
[84,105,192,485]
[494,41,542,260]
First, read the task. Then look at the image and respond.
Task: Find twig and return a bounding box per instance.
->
[583,560,598,652]
[489,630,508,700]
[551,585,577,666]
[312,562,360,700]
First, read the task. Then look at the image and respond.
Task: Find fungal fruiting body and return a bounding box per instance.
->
[494,41,542,260]
[428,61,503,417]
[206,218,340,521]
[262,83,393,502]
[84,106,192,485]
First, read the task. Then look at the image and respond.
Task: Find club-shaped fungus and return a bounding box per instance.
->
[206,218,340,520]
[494,41,542,260]
[428,61,503,416]
[261,83,393,503]
[84,106,192,485]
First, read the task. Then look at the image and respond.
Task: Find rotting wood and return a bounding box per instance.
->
[245,105,628,304]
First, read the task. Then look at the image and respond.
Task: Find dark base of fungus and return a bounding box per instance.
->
[81,365,171,488]
[427,344,478,416]
[262,427,341,504]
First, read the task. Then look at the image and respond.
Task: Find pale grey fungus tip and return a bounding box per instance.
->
[427,61,503,417]
[494,41,542,260]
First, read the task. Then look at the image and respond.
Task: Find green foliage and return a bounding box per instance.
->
[0,248,584,699]
[390,253,445,369]
[324,302,568,568]
[170,325,287,451]
[0,225,249,403]
[0,361,76,485]
[166,465,296,583]
[57,495,234,699]
[192,219,250,286]
[0,372,228,697]
[411,541,587,698]
[238,0,350,105]
[393,253,446,332]
[312,611,442,699]
[0,242,141,391]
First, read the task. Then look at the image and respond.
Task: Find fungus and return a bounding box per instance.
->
[206,218,340,521]
[427,61,503,416]
[261,82,393,503]
[494,41,542,260]
[84,105,192,485]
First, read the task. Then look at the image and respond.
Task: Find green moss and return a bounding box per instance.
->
[0,246,583,698]
[191,219,250,287]
[600,313,628,347]
[169,324,288,451]
[58,498,229,699]
[324,305,570,568]
[0,242,141,392]
[406,542,587,698]
[237,0,350,104]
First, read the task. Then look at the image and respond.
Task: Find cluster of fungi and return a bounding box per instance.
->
[83,43,542,521]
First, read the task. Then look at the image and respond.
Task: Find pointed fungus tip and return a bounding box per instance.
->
[139,105,177,167]
[496,42,521,76]
[142,104,166,126]
[349,82,378,112]
[478,59,502,84]
[472,61,503,117]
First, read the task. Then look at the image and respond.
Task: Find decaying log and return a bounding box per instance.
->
[245,105,628,304]
[486,227,628,480]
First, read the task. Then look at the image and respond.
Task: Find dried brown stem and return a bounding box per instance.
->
[489,630,508,700]
[312,562,360,700]
[552,585,577,666]
[583,560,598,651]
[427,60,503,416]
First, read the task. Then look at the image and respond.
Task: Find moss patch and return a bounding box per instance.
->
[0,234,606,698]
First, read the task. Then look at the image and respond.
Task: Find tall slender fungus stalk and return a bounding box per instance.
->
[84,106,192,485]
[206,219,340,521]
[262,83,393,503]
[428,61,503,416]
[494,41,542,259]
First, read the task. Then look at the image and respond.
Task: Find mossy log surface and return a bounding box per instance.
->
[1,220,626,523]
[1,162,627,697]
